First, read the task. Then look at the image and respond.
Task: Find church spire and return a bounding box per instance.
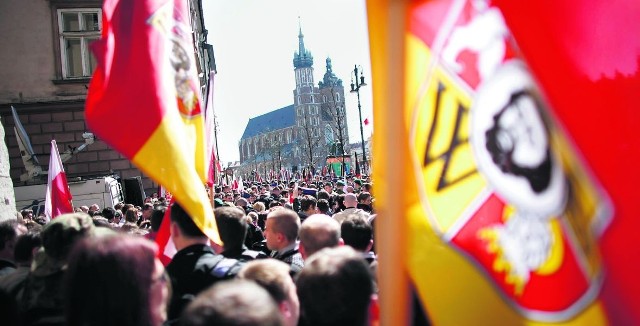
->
[293,17,313,68]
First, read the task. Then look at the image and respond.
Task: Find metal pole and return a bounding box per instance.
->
[356,87,366,165]
[354,65,367,165]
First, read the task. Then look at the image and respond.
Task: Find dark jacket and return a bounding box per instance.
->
[222,245,268,262]
[273,246,304,276]
[166,244,244,322]
[244,223,265,249]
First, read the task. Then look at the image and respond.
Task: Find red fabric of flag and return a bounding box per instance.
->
[495,1,640,323]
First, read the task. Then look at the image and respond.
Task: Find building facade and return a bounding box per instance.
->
[239,25,350,178]
[0,0,214,203]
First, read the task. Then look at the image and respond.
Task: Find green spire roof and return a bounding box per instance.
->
[293,17,313,68]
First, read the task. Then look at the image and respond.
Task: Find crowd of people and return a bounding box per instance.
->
[0,175,378,325]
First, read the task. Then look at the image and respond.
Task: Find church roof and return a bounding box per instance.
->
[241,104,295,140]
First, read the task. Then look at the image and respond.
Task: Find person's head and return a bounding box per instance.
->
[362,183,373,194]
[150,205,167,232]
[296,246,374,326]
[265,208,300,251]
[340,215,373,252]
[89,204,100,213]
[13,231,42,267]
[235,197,249,209]
[316,199,331,215]
[141,203,154,220]
[343,193,358,208]
[316,190,330,201]
[21,209,34,220]
[357,192,372,206]
[170,203,207,250]
[101,207,116,223]
[34,212,96,276]
[323,182,333,193]
[300,196,317,215]
[238,259,299,326]
[79,206,89,213]
[298,214,342,259]
[214,207,248,251]
[247,211,259,226]
[181,279,283,326]
[0,220,27,262]
[125,207,139,223]
[65,234,169,326]
[253,201,266,213]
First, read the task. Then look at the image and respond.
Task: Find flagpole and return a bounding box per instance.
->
[367,0,411,325]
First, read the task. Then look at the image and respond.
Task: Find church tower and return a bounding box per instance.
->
[293,20,323,170]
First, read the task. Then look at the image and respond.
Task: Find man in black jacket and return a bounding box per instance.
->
[214,207,267,261]
[165,203,244,323]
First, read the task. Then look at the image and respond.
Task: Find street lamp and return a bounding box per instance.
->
[350,64,367,172]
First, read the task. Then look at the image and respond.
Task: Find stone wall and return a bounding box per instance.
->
[0,116,17,221]
[1,103,157,198]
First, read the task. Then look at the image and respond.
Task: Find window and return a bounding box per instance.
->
[324,125,334,145]
[336,93,341,102]
[310,95,314,103]
[58,8,102,79]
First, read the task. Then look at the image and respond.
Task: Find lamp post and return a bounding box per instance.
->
[350,65,367,170]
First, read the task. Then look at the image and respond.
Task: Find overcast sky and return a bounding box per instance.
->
[202,0,373,165]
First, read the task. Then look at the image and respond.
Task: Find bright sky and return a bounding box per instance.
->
[202,0,373,166]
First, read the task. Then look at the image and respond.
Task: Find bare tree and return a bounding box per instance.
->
[321,87,349,175]
[297,108,322,173]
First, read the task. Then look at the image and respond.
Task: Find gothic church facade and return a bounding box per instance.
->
[239,25,350,176]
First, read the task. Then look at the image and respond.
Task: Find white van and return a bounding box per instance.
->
[14,175,124,215]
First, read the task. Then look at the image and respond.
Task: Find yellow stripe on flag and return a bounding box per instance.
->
[133,112,221,245]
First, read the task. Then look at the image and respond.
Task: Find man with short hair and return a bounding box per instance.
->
[332,193,369,224]
[341,214,377,274]
[165,203,245,323]
[356,192,373,213]
[297,196,317,223]
[296,246,376,326]
[88,204,100,215]
[264,208,304,275]
[298,214,342,260]
[353,179,363,193]
[238,259,300,326]
[0,220,27,276]
[20,209,34,221]
[181,279,283,326]
[323,182,335,195]
[139,203,154,228]
[214,207,267,261]
[316,199,331,216]
[234,197,252,214]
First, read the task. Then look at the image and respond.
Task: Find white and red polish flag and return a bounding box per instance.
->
[44,140,73,220]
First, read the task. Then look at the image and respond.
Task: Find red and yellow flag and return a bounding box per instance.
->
[85,0,220,244]
[369,0,640,324]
